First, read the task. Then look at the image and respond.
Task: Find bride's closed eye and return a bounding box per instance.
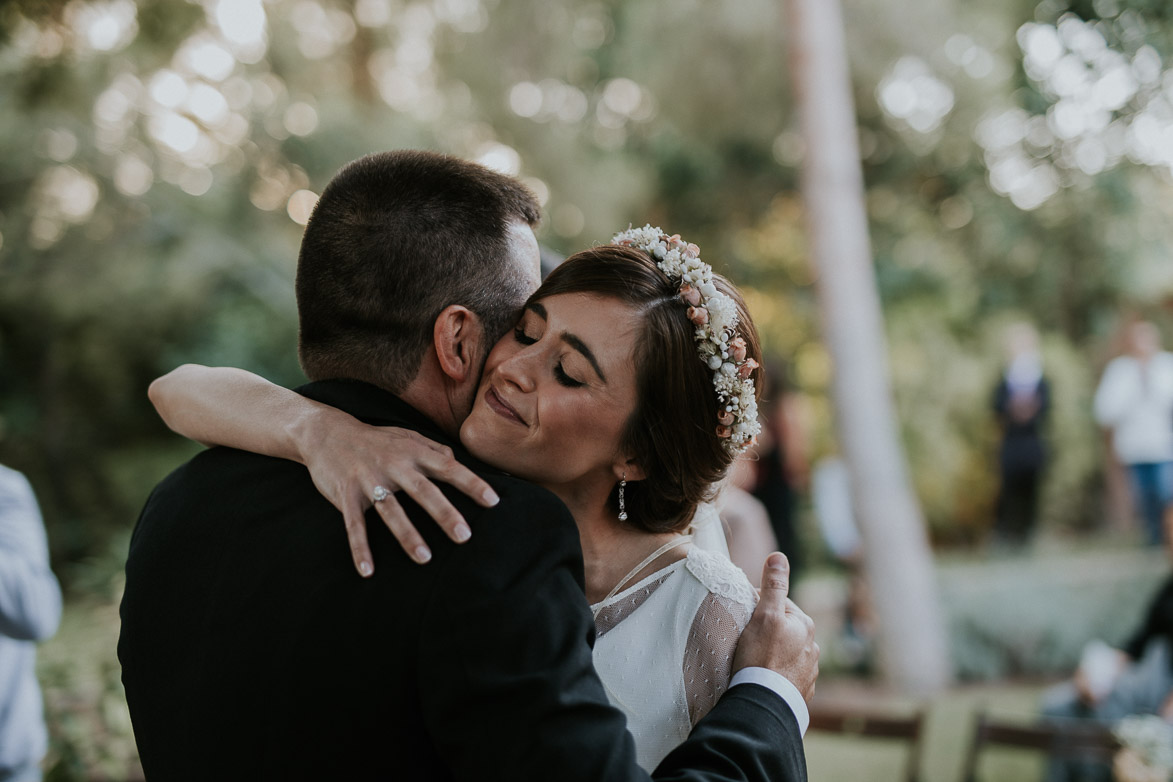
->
[512,325,539,346]
[554,363,585,389]
[511,322,587,389]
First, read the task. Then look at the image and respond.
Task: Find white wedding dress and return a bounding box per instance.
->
[589,503,758,771]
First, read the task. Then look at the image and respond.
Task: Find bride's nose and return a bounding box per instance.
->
[496,348,537,393]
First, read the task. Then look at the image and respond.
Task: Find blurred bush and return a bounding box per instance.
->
[942,546,1167,679]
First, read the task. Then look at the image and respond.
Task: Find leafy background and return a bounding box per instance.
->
[2,0,1172,777]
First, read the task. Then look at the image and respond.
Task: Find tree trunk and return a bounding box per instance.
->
[783,0,951,692]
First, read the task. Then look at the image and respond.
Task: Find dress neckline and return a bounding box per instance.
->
[590,542,694,613]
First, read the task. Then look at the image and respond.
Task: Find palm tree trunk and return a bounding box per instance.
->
[783,0,951,692]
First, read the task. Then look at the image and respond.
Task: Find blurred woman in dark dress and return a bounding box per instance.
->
[992,323,1049,547]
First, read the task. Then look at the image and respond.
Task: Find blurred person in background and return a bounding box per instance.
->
[742,363,810,582]
[0,464,62,782]
[1093,320,1173,546]
[1040,511,1173,782]
[716,465,778,590]
[991,322,1050,548]
[810,457,874,674]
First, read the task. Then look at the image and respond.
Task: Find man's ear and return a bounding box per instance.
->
[433,305,483,384]
[612,459,646,483]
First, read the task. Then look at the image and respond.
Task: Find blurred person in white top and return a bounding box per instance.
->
[1093,321,1173,546]
[0,465,62,782]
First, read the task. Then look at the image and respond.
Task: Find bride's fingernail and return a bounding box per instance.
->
[414,546,432,564]
[483,488,500,506]
[359,561,373,577]
[453,524,471,542]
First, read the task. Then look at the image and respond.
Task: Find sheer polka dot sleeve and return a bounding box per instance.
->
[682,591,751,726]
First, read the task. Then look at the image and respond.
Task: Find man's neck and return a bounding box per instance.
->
[398,359,467,440]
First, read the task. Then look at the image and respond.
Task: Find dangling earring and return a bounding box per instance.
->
[618,473,628,522]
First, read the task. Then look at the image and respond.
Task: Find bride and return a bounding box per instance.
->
[150,226,809,770]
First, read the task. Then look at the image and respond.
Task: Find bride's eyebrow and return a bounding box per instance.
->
[561,332,606,382]
[524,302,606,382]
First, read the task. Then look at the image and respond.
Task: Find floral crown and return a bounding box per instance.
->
[612,225,761,455]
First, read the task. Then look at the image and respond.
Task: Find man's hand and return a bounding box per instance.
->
[733,552,819,702]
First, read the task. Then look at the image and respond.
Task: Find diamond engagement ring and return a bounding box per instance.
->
[372,485,390,503]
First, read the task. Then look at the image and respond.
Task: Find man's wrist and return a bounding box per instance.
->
[729,667,809,736]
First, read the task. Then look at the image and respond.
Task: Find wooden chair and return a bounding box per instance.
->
[807,704,927,782]
[960,711,1121,782]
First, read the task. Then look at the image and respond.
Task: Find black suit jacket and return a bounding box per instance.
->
[119,379,806,781]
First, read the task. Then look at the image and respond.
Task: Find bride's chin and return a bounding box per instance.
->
[459,416,500,465]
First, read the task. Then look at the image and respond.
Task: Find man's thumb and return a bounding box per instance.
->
[760,552,790,598]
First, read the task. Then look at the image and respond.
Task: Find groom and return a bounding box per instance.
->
[119,150,818,780]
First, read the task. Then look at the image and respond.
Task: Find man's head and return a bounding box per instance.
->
[295,150,541,402]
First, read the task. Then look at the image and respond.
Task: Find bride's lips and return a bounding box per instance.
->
[485,385,526,426]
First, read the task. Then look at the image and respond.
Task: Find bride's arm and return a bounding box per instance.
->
[684,593,753,726]
[149,364,499,575]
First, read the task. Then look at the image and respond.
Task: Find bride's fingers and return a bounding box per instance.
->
[397,442,499,508]
[370,492,433,565]
[341,495,375,578]
[402,429,455,454]
[394,474,472,544]
[417,450,499,508]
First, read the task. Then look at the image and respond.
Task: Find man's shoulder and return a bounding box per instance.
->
[155,444,309,495]
[404,463,582,591]
[436,466,577,546]
[136,445,327,541]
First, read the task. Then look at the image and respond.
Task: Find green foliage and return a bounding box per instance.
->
[1,0,1172,614]
[1,0,1172,776]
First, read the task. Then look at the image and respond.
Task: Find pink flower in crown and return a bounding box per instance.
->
[686,243,701,257]
[729,337,747,363]
[717,411,735,426]
[737,357,759,379]
[667,234,685,250]
[679,285,701,307]
[716,425,732,439]
[687,306,709,326]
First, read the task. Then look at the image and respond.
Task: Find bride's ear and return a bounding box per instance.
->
[433,305,484,384]
[612,459,646,483]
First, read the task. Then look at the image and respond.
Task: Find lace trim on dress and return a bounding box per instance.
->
[684,547,758,609]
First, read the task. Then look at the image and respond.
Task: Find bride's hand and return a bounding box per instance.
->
[293,407,499,576]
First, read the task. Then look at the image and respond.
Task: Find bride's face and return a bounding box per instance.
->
[460,292,641,492]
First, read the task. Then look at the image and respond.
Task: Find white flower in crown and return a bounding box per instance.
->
[612,224,762,455]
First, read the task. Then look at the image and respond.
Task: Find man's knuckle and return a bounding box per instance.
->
[756,605,782,624]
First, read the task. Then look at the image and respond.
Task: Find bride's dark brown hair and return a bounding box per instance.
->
[531,245,763,534]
